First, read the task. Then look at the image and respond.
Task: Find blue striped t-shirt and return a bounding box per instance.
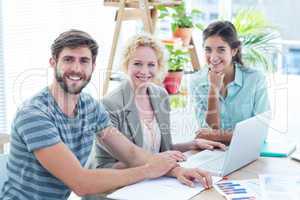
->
[1,87,111,200]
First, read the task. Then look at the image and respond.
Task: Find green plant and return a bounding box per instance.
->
[165,43,190,72]
[232,9,281,71]
[157,1,204,32]
[169,94,187,109]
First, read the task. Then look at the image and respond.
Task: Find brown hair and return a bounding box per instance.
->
[203,21,243,66]
[51,29,98,63]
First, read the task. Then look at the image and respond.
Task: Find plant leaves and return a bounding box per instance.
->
[233,9,281,71]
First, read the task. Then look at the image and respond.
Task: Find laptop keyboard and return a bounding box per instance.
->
[199,156,225,171]
[180,150,226,171]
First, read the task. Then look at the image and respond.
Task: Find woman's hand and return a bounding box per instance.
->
[208,69,224,92]
[159,150,186,162]
[191,138,226,151]
[172,167,212,189]
[112,161,128,169]
[195,128,217,140]
[195,128,232,144]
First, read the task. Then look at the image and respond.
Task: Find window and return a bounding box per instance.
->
[191,0,219,25]
[0,0,7,134]
[283,48,300,75]
[2,0,117,129]
[209,12,219,20]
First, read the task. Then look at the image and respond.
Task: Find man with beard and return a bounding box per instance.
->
[0,30,212,200]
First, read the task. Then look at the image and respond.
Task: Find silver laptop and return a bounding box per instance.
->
[180,112,270,176]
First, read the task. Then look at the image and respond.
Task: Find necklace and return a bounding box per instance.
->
[135,94,158,152]
[142,118,158,153]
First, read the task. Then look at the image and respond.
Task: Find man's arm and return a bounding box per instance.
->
[98,127,153,167]
[34,142,150,196]
[34,127,176,197]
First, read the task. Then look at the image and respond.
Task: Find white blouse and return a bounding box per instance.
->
[141,117,161,153]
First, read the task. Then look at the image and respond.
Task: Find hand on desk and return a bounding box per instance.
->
[191,138,226,151]
[145,153,178,179]
[195,128,232,145]
[172,167,212,189]
[159,150,186,162]
[112,151,185,169]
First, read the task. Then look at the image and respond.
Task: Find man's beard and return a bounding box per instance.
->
[55,69,91,95]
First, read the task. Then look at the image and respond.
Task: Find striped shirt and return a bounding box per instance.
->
[1,87,111,200]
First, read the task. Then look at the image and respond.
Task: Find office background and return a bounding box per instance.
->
[0,0,300,146]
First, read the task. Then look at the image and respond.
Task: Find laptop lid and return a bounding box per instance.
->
[220,112,270,176]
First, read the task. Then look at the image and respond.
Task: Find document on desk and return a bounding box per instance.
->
[260,174,300,200]
[214,179,262,200]
[108,176,221,200]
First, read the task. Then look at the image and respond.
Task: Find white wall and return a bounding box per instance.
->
[2,0,118,128]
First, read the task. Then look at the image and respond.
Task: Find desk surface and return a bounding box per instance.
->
[76,154,300,200]
[191,156,300,200]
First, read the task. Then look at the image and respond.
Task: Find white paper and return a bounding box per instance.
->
[108,176,221,200]
[260,174,300,200]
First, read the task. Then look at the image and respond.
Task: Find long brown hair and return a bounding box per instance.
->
[203,21,243,66]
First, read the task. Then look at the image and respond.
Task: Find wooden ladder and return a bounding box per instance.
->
[102,0,200,95]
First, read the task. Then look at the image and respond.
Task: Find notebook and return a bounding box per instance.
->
[260,140,296,157]
[290,150,300,161]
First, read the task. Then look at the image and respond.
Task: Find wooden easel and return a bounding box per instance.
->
[0,134,9,153]
[102,0,200,96]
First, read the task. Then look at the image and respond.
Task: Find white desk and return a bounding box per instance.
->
[192,156,300,199]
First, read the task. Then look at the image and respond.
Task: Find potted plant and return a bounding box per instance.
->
[157,1,203,46]
[163,40,190,94]
[233,9,281,71]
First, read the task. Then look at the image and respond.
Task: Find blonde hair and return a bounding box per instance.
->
[121,33,167,82]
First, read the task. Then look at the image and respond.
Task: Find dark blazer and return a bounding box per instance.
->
[89,80,173,168]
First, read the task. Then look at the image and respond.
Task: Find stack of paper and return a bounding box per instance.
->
[108,176,221,200]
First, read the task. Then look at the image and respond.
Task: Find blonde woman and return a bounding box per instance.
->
[87,34,225,192]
